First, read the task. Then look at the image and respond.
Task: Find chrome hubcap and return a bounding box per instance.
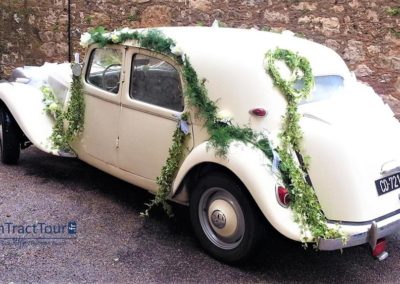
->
[211,210,226,229]
[198,187,245,250]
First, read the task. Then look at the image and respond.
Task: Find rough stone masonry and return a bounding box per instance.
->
[0,0,399,115]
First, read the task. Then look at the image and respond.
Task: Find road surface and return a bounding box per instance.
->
[0,147,399,283]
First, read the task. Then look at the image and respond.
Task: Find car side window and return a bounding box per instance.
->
[86,48,123,94]
[130,54,184,112]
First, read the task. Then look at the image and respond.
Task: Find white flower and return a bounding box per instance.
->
[80,32,92,48]
[170,44,183,56]
[110,30,122,43]
[111,33,120,43]
[216,110,232,124]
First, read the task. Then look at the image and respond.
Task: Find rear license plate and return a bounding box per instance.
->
[375,172,400,196]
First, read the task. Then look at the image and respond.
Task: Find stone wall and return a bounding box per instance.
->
[1,0,399,114]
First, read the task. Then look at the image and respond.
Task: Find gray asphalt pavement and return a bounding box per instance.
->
[0,147,400,283]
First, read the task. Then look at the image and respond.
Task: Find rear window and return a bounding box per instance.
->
[296,75,344,104]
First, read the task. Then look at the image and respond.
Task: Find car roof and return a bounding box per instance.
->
[121,26,349,79]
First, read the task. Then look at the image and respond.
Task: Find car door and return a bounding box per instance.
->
[118,48,193,188]
[79,46,125,166]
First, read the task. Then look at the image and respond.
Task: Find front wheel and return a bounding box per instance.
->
[190,172,264,263]
[0,107,20,164]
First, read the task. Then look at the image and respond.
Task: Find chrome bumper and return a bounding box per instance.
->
[318,218,400,251]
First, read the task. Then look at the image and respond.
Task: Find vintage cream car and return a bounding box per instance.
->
[1,27,400,262]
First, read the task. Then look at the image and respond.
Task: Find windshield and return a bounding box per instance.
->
[296,75,344,104]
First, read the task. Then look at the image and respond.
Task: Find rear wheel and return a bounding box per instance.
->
[190,172,263,263]
[0,107,20,164]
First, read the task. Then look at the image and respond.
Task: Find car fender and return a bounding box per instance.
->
[0,82,59,155]
[172,141,303,241]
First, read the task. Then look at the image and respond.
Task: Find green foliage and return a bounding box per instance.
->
[142,113,190,217]
[42,86,65,148]
[386,7,400,16]
[88,26,108,47]
[266,48,345,243]
[255,138,274,160]
[181,59,218,127]
[87,27,175,55]
[42,86,62,117]
[42,74,85,151]
[64,74,85,145]
[266,49,313,150]
[138,30,175,54]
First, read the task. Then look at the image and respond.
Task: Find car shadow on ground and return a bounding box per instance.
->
[13,147,393,282]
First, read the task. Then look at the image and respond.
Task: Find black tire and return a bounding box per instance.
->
[0,107,20,164]
[190,172,264,263]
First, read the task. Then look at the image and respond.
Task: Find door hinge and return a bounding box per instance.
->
[116,136,120,149]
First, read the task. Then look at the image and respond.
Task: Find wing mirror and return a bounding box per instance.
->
[72,53,83,77]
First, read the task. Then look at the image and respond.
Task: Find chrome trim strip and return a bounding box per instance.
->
[381,160,400,175]
[302,113,331,125]
[86,92,120,106]
[121,103,179,122]
[85,93,181,122]
[58,149,77,158]
[327,209,400,226]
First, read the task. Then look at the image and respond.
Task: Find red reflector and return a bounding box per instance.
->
[277,186,291,207]
[372,238,387,257]
[250,108,267,117]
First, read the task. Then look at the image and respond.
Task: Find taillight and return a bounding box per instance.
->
[276,185,291,207]
[249,108,267,117]
[372,238,387,258]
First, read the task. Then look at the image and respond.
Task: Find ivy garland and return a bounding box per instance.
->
[266,49,344,242]
[45,27,345,244]
[142,113,189,217]
[42,74,85,151]
[82,27,175,54]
